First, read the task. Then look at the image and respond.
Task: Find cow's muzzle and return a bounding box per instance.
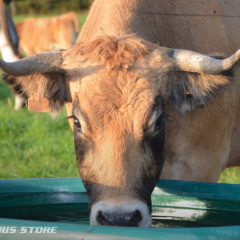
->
[90,200,151,227]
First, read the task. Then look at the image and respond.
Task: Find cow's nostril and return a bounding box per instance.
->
[96,210,142,226]
[97,211,111,225]
[130,210,142,226]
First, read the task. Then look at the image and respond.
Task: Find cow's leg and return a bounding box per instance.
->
[14,94,25,110]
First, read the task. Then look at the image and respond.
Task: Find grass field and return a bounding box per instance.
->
[0,12,239,183]
[0,81,79,178]
[13,11,89,26]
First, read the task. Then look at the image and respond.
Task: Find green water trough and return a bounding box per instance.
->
[0,178,240,239]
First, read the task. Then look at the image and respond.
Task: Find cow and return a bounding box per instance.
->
[15,11,79,55]
[0,0,25,109]
[2,0,240,227]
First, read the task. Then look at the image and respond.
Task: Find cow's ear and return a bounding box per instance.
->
[3,71,71,113]
[166,71,231,114]
[153,47,240,114]
[1,50,71,113]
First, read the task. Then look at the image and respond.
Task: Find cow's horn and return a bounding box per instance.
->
[171,49,240,74]
[0,50,63,76]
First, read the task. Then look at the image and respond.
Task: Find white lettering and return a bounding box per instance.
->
[0,226,58,234]
[28,227,34,234]
[42,227,51,233]
[35,227,43,234]
[20,227,27,234]
[50,227,57,233]
[9,227,17,234]
[0,226,17,234]
[0,227,8,233]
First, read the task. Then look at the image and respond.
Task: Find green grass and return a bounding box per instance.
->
[0,80,79,178]
[219,168,240,184]
[13,11,89,26]
[0,12,240,183]
[77,11,89,27]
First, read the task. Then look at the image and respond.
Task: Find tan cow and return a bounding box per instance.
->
[2,0,240,227]
[16,11,79,55]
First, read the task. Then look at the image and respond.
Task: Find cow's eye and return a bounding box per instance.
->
[155,114,164,131]
[67,115,82,132]
[74,118,82,132]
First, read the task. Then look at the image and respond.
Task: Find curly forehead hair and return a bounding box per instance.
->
[79,35,152,69]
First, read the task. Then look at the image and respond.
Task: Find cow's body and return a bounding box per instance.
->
[2,0,240,227]
[79,0,240,54]
[77,0,240,181]
[16,12,79,55]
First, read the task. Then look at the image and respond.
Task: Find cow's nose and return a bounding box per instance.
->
[90,201,151,227]
[96,209,142,226]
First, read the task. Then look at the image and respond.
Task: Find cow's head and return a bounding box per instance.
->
[2,35,240,227]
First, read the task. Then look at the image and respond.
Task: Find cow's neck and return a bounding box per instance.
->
[79,0,240,55]
[79,0,157,42]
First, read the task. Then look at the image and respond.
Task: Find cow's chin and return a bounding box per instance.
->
[90,200,152,227]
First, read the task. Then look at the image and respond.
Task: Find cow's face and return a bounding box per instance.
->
[68,66,166,227]
[2,35,239,227]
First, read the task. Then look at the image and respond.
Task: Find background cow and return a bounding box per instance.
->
[2,0,240,227]
[0,3,80,109]
[16,11,79,55]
